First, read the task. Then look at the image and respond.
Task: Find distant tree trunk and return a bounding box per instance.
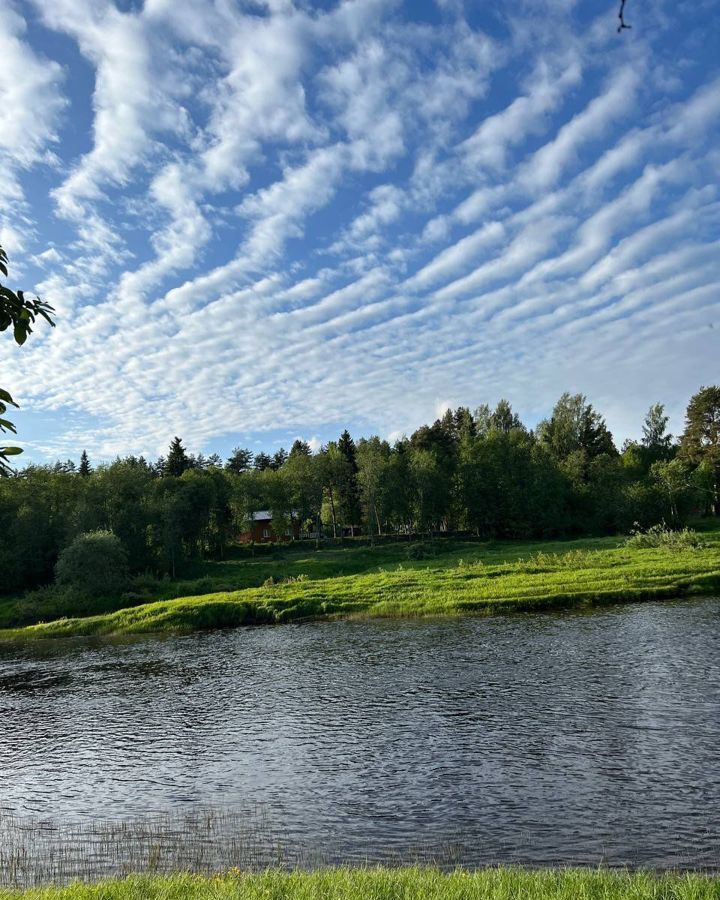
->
[328,487,338,538]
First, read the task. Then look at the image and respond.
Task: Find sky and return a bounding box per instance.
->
[1,0,719,465]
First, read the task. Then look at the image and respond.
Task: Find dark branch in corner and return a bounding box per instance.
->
[618,0,632,32]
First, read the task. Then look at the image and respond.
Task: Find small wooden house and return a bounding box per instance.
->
[238,510,301,544]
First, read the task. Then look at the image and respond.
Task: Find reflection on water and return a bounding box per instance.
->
[1,598,720,878]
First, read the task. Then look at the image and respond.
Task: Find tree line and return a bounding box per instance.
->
[1,387,718,594]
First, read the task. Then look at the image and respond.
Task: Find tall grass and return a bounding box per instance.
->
[0,810,292,888]
[2,867,720,900]
[625,522,706,550]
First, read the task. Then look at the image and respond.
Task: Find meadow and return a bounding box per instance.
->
[2,525,719,640]
[2,868,720,900]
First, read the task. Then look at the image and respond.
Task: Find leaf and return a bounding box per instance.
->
[13,324,28,345]
[0,418,17,433]
[0,446,23,455]
[0,388,18,406]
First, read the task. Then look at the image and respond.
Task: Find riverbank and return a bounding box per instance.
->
[2,868,720,899]
[1,529,719,640]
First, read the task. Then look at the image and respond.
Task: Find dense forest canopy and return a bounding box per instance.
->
[1,387,718,595]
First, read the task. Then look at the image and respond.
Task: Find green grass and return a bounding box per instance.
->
[2,867,720,900]
[1,528,720,640]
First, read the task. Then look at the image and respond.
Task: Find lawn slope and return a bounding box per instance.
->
[2,532,720,640]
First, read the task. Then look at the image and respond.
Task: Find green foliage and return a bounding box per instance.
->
[78,450,91,477]
[54,531,130,598]
[537,392,616,464]
[3,867,720,900]
[405,541,437,560]
[679,385,720,515]
[225,447,253,474]
[0,245,55,475]
[625,522,705,550]
[642,402,673,452]
[165,437,189,477]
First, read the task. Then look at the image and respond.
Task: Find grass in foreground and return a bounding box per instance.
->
[1,528,720,640]
[3,868,720,900]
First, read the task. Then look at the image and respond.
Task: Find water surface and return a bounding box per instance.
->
[1,598,719,871]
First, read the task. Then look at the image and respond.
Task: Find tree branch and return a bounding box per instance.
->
[618,0,632,32]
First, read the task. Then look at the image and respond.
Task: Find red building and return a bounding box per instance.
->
[238,510,301,544]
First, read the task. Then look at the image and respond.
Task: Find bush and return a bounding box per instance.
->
[625,522,705,550]
[55,531,130,598]
[405,542,437,560]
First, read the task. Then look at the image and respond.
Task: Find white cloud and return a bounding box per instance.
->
[0,2,65,246]
[5,0,720,460]
[519,65,640,193]
[460,55,581,171]
[0,3,65,169]
[33,0,188,221]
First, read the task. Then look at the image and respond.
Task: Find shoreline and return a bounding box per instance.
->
[2,541,719,641]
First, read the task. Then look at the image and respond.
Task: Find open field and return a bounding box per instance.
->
[3,868,720,900]
[1,527,719,640]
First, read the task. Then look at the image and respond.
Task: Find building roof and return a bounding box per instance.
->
[250,509,300,521]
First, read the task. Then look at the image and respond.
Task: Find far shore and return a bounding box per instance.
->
[2,529,719,641]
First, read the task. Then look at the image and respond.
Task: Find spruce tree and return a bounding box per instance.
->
[254,451,272,470]
[337,430,361,533]
[271,448,288,470]
[165,436,189,477]
[290,439,311,457]
[79,450,91,477]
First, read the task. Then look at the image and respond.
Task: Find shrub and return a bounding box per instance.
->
[405,542,437,560]
[625,522,705,550]
[55,531,130,598]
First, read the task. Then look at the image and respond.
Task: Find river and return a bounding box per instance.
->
[1,598,719,876]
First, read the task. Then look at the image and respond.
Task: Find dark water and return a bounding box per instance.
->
[1,598,720,872]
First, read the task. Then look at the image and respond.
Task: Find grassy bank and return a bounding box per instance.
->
[1,528,720,640]
[3,868,720,900]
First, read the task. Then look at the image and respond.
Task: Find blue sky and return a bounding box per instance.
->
[1,0,719,465]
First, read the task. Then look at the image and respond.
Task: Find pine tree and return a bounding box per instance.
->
[270,448,288,470]
[254,451,272,470]
[79,450,91,477]
[226,446,253,474]
[289,439,311,457]
[165,436,189,477]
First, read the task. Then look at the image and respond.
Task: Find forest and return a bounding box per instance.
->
[1,386,718,598]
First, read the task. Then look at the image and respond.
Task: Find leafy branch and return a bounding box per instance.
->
[0,244,55,475]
